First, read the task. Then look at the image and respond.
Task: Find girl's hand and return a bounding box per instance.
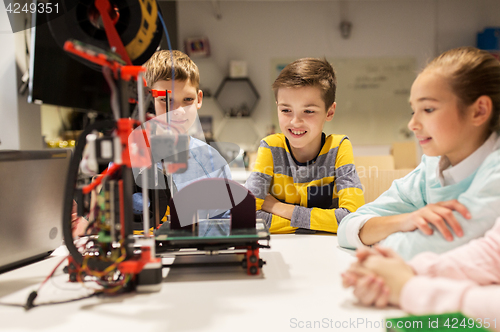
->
[352,275,391,308]
[400,199,470,241]
[361,255,415,305]
[347,246,415,306]
[342,263,391,307]
[342,246,393,288]
[343,246,414,307]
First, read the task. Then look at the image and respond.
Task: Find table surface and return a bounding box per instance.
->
[0,234,404,332]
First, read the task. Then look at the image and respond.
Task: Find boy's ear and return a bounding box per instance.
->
[471,95,492,127]
[326,102,336,121]
[196,90,203,109]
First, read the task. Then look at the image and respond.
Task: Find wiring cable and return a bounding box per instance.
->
[0,256,100,310]
[157,11,175,114]
[0,292,101,310]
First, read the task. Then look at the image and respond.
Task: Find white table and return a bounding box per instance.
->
[0,235,404,332]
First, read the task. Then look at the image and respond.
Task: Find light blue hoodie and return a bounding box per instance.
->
[338,133,500,260]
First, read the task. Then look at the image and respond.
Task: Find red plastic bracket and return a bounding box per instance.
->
[245,247,261,275]
[95,0,132,65]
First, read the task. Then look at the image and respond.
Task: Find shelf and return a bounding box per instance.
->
[214,77,260,117]
[214,117,261,152]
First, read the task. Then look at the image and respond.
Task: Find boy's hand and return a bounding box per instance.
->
[262,194,279,211]
[262,194,294,219]
[399,199,469,241]
[72,200,89,238]
[72,216,89,238]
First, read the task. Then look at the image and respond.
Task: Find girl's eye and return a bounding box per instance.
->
[184,98,194,102]
[304,110,314,114]
[280,109,291,113]
[424,108,435,113]
[159,98,167,103]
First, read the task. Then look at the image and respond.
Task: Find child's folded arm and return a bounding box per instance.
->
[291,205,338,233]
[291,201,360,234]
[255,209,296,234]
[337,163,425,249]
[245,141,298,232]
[381,155,500,260]
[337,214,376,249]
[408,218,500,284]
[260,136,368,234]
[399,276,500,322]
[287,179,365,234]
[245,141,274,204]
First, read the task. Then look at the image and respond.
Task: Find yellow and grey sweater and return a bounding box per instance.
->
[245,133,365,234]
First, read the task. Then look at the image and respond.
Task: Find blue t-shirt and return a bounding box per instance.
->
[133,137,232,220]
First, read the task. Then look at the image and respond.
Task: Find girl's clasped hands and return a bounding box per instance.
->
[342,246,415,308]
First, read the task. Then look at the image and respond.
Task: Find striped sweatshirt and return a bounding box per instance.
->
[245,133,365,233]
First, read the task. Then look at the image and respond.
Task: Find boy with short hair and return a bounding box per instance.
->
[245,58,364,233]
[140,50,231,221]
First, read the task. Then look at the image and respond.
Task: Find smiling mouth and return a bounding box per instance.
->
[418,137,432,144]
[289,129,307,137]
[171,119,187,124]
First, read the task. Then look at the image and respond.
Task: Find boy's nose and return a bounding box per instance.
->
[171,104,185,114]
[290,114,303,125]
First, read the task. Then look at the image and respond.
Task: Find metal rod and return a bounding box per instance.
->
[138,72,150,238]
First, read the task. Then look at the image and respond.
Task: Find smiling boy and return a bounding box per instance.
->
[245,58,365,233]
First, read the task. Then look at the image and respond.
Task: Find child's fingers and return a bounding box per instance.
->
[341,272,356,288]
[341,274,349,288]
[425,216,453,241]
[353,276,382,306]
[355,246,371,261]
[352,276,373,304]
[439,199,471,219]
[422,204,464,239]
[374,285,390,308]
[72,217,88,238]
[346,263,373,278]
[431,205,463,239]
[415,216,435,236]
[356,246,380,262]
[373,245,399,258]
